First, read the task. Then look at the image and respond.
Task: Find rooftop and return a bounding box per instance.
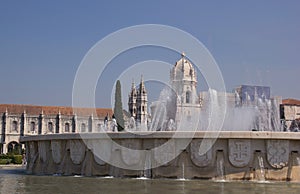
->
[282,99,300,106]
[0,104,112,117]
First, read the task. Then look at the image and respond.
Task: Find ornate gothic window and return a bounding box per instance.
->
[12,121,18,132]
[186,91,191,103]
[65,123,70,132]
[48,122,53,133]
[30,122,35,133]
[81,123,86,132]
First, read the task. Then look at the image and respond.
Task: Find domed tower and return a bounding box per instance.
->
[170,53,200,130]
[170,52,198,104]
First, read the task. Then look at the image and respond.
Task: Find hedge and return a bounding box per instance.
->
[0,159,12,165]
[12,155,23,164]
[0,154,23,165]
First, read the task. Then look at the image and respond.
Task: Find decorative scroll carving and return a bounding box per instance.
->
[267,140,289,168]
[38,141,49,163]
[70,140,86,165]
[51,140,62,164]
[190,139,212,167]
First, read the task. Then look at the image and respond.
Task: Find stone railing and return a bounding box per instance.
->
[20,132,300,182]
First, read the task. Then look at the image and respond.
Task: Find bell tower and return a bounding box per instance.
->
[170,53,200,130]
[128,76,148,128]
[136,76,148,127]
[128,80,137,118]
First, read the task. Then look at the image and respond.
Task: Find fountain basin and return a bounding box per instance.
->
[20,131,300,182]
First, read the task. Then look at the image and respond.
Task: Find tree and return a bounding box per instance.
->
[114,80,125,131]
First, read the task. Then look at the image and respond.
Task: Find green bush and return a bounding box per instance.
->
[0,159,12,165]
[0,154,10,159]
[12,155,23,164]
[0,154,23,164]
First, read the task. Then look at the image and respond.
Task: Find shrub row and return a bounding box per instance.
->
[0,154,23,165]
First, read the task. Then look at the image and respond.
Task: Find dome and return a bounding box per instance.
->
[171,53,196,81]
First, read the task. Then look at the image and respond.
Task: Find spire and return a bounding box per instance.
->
[181,52,185,71]
[139,75,146,93]
[131,79,135,90]
[181,52,186,58]
[130,78,137,96]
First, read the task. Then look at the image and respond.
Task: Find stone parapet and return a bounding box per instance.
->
[20,132,300,182]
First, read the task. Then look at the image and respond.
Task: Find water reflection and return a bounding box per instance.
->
[1,167,300,194]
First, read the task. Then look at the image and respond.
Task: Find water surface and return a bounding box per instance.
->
[0,167,299,194]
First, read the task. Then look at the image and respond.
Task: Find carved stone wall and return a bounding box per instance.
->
[70,140,86,165]
[21,132,300,181]
[228,139,251,167]
[267,140,289,168]
[190,139,212,167]
[51,140,63,164]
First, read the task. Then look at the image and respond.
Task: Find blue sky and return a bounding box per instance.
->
[0,1,299,108]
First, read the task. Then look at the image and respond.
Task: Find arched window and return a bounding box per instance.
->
[30,122,35,133]
[12,121,18,132]
[88,118,92,132]
[81,123,86,132]
[186,91,191,103]
[7,141,21,154]
[48,122,53,133]
[65,123,70,132]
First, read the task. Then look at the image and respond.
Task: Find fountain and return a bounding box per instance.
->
[197,88,281,132]
[177,161,186,181]
[167,119,175,131]
[150,87,176,131]
[128,117,136,131]
[252,151,266,182]
[287,151,300,181]
[150,101,167,131]
[215,150,226,181]
[140,151,152,179]
[19,53,299,180]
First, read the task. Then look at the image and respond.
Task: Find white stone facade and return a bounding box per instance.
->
[0,105,113,154]
[280,99,300,131]
[170,53,201,130]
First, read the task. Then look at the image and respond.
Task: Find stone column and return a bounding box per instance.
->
[1,110,8,153]
[21,111,26,136]
[88,115,93,132]
[38,111,43,135]
[72,114,77,133]
[0,113,3,149]
[56,112,61,134]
